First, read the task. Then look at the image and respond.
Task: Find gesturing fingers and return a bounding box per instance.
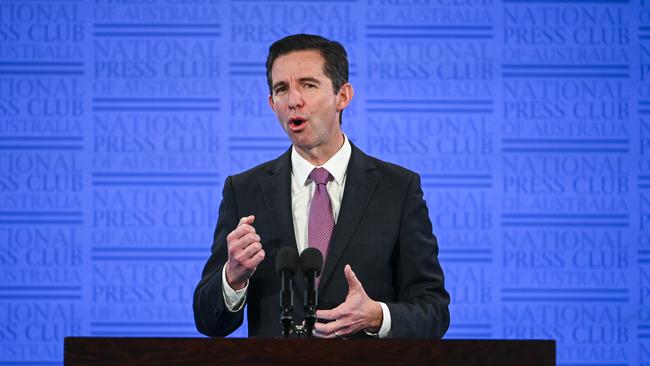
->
[314,318,343,338]
[314,304,359,337]
[227,222,256,244]
[312,264,383,337]
[241,241,262,259]
[231,232,263,262]
[314,318,342,336]
[225,215,263,289]
[234,231,260,250]
[314,314,364,338]
[316,309,338,321]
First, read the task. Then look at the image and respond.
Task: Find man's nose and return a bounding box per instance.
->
[288,87,304,108]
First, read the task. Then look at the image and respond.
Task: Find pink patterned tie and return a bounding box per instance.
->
[308,167,334,277]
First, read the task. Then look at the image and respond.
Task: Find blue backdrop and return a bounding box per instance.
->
[0,0,648,365]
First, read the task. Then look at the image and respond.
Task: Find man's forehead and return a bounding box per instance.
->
[271,50,326,76]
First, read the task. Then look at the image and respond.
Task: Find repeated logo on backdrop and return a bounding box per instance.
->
[0,0,647,365]
[640,3,650,365]
[89,0,222,340]
[0,0,84,361]
[501,3,633,364]
[363,0,497,340]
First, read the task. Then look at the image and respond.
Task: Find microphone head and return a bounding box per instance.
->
[300,247,324,276]
[275,247,299,276]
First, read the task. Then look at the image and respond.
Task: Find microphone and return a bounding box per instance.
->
[276,247,299,338]
[300,247,323,337]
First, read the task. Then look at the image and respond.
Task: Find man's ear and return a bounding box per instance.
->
[336,83,354,112]
[268,94,276,112]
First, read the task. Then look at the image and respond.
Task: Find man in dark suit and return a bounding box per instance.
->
[193,34,450,338]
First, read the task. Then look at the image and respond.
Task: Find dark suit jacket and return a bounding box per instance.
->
[193,143,450,338]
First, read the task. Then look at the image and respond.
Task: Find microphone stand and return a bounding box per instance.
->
[276,247,299,338]
[277,247,323,338]
[299,248,323,337]
[303,269,317,336]
[279,269,294,338]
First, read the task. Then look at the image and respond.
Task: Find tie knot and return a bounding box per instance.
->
[310,167,332,185]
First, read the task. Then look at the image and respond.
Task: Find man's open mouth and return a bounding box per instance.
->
[289,117,306,128]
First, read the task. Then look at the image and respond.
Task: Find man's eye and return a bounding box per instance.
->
[305,83,316,88]
[274,86,287,94]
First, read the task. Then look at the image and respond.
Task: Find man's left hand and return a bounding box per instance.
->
[314,264,383,338]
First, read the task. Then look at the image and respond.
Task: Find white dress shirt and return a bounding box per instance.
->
[221,135,391,337]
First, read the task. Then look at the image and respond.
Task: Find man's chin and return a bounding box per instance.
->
[286,132,310,146]
[291,139,317,153]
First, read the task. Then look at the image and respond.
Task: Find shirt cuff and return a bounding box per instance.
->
[364,302,391,338]
[221,265,247,312]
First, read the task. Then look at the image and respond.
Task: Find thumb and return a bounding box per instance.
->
[238,215,255,226]
[344,264,362,292]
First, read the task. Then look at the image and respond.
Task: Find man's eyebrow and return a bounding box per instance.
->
[272,77,322,91]
[298,77,321,84]
[272,81,287,90]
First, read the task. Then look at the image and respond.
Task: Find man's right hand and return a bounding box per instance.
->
[225,215,265,290]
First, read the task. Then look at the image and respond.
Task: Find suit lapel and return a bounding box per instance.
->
[261,144,378,300]
[260,148,306,299]
[319,144,378,291]
[261,148,297,249]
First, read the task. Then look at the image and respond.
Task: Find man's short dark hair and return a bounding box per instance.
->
[265,34,349,95]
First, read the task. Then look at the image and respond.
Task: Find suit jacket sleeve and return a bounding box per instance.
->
[385,173,450,338]
[193,176,245,337]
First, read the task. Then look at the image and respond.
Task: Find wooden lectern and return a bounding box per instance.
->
[64,337,555,365]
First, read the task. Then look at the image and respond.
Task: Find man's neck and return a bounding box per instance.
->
[295,132,345,166]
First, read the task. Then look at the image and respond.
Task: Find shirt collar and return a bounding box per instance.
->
[291,133,352,186]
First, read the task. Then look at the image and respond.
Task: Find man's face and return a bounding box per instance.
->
[268,50,352,159]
